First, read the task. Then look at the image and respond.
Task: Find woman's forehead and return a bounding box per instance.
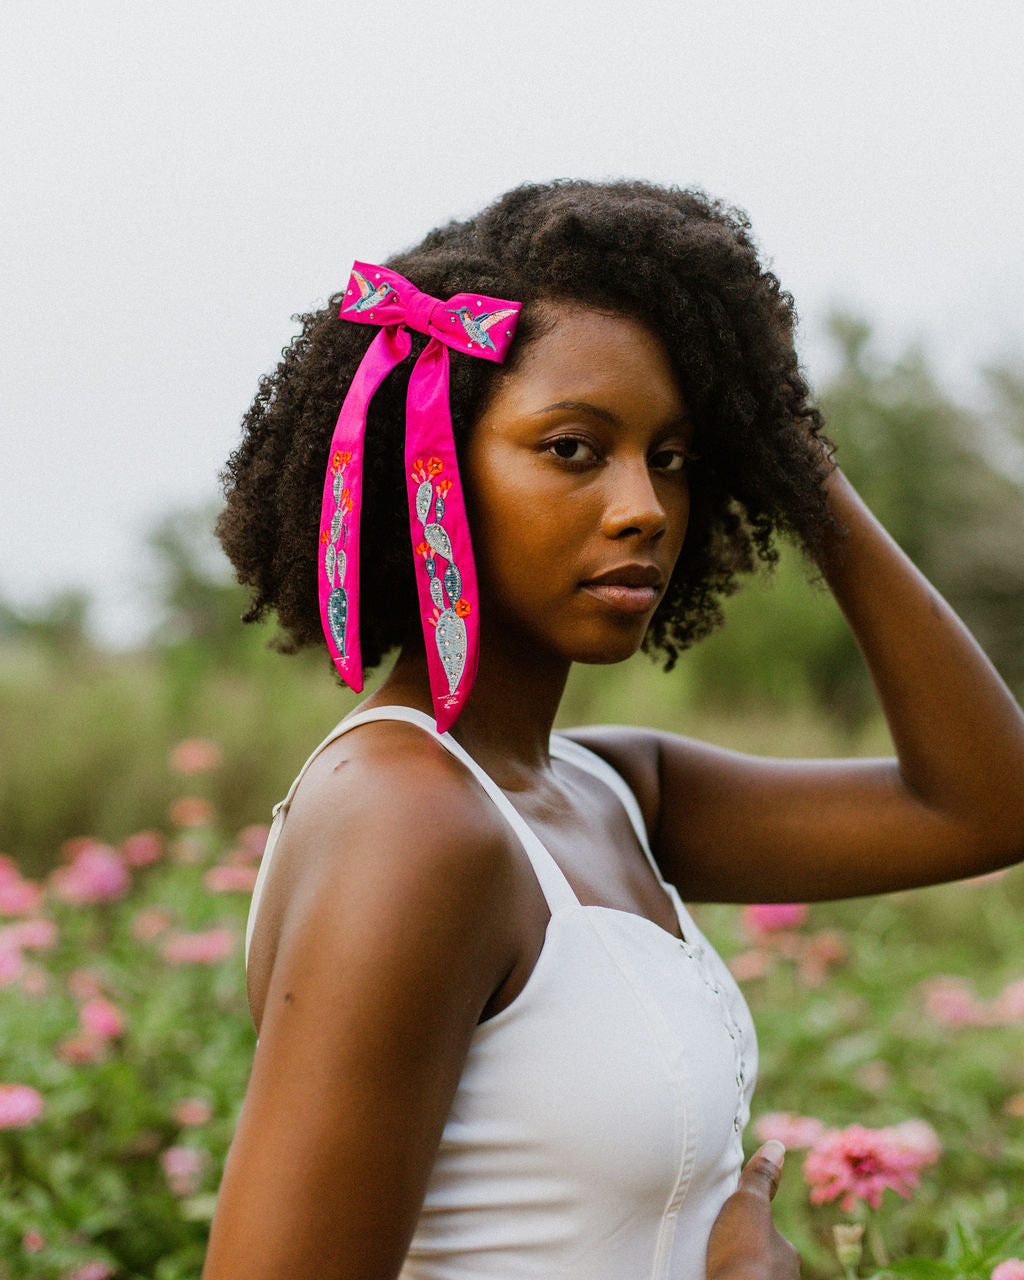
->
[493,304,687,418]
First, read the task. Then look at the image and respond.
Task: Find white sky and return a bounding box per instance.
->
[3,0,1023,642]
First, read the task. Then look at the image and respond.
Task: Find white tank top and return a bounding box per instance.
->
[245,706,758,1280]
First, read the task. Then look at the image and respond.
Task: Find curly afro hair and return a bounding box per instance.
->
[217,179,834,675]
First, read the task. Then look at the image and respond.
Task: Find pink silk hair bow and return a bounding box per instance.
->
[318,262,522,732]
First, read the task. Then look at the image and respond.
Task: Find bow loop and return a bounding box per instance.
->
[320,261,522,732]
[340,261,520,364]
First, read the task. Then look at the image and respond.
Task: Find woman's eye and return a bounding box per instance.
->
[549,437,597,463]
[650,447,690,473]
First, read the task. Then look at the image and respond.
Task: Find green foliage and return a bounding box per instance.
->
[1,317,1023,1275]
[1,808,1022,1276]
[681,317,1024,726]
[0,830,255,1278]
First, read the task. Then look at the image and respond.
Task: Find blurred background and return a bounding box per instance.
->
[1,3,1023,1277]
[2,0,1023,864]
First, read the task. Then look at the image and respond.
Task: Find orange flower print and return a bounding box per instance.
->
[319,530,330,544]
[341,489,353,513]
[437,478,453,495]
[412,458,428,483]
[427,457,443,477]
[415,541,430,558]
[455,598,471,618]
[331,449,350,473]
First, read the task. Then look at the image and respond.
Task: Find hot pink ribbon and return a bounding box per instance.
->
[318,262,522,732]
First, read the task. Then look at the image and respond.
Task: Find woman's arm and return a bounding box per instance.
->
[202,727,519,1280]
[572,468,1024,902]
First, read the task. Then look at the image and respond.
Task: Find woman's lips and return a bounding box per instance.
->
[579,566,663,614]
[581,582,659,613]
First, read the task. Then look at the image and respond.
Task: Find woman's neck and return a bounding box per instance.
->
[373,638,570,783]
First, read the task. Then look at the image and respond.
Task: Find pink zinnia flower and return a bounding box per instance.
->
[804,1122,936,1211]
[920,975,984,1027]
[204,864,259,894]
[64,1263,115,1280]
[2,918,58,952]
[160,926,235,966]
[797,929,848,987]
[58,1033,105,1065]
[173,1096,213,1127]
[887,1119,942,1165]
[728,948,772,982]
[741,903,809,938]
[67,968,104,1001]
[131,906,174,941]
[235,824,269,863]
[169,738,223,776]
[0,854,44,915]
[0,872,44,916]
[161,1144,208,1197]
[0,1083,45,1128]
[755,1111,826,1150]
[0,941,25,987]
[50,841,129,905]
[121,830,164,867]
[167,796,216,829]
[80,997,125,1041]
[994,978,1024,1024]
[992,1262,1024,1280]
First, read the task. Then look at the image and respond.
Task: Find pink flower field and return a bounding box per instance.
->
[0,744,1022,1278]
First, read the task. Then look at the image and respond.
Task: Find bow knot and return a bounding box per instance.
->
[403,287,442,338]
[318,262,522,731]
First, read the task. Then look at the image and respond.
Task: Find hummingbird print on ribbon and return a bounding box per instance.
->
[344,268,396,313]
[448,306,519,352]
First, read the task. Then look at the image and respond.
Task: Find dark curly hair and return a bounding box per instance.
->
[217,179,834,674]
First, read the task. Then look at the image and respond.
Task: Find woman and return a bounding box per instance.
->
[204,181,1024,1279]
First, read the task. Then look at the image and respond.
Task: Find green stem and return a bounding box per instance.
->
[867,1220,890,1268]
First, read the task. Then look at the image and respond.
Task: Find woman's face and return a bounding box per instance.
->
[465,304,693,669]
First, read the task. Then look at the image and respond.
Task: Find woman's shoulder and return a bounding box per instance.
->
[246,715,520,1029]
[290,714,506,842]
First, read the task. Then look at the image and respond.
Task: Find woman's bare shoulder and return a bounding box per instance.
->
[208,720,523,1278]
[246,718,519,1031]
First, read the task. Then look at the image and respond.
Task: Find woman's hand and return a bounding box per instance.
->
[706,1142,800,1280]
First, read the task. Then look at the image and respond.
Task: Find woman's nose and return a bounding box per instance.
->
[600,459,669,541]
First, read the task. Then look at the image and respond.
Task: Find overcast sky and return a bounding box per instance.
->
[3,0,1023,643]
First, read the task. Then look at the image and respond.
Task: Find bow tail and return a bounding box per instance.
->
[405,341,480,733]
[318,325,411,690]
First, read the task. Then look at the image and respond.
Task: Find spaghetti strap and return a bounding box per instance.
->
[343,707,580,916]
[550,734,664,886]
[245,705,580,966]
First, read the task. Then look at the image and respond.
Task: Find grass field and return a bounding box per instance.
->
[1,643,1022,1278]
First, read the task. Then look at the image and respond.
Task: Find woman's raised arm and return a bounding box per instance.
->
[202,727,518,1280]
[573,468,1024,903]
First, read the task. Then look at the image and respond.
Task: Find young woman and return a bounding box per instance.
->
[203,181,1024,1280]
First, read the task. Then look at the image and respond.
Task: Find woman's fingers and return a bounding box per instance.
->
[706,1141,799,1280]
[740,1140,786,1202]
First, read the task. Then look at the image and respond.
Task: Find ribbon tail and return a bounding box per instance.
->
[318,326,410,689]
[405,341,479,733]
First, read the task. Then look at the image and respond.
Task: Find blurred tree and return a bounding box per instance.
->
[145,505,253,656]
[0,590,93,660]
[686,315,1024,727]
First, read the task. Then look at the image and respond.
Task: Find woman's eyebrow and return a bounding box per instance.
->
[532,399,619,424]
[532,399,693,433]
